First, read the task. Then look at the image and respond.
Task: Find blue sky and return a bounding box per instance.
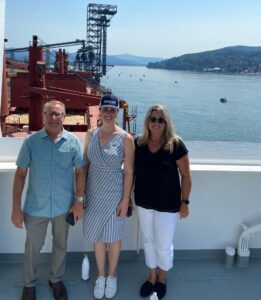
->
[4,0,261,58]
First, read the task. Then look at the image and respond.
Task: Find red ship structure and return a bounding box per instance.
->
[1,3,137,138]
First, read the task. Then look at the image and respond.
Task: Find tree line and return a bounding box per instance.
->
[147,46,261,73]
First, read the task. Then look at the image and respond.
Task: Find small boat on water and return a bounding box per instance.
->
[220,97,228,103]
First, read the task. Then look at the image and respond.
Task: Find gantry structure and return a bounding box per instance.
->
[74,3,117,81]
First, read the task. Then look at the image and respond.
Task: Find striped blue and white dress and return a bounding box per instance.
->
[83,127,126,243]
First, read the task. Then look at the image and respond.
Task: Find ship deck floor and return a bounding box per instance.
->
[1,253,261,300]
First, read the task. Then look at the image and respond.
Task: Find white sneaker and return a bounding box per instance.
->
[94,276,106,299]
[105,276,117,299]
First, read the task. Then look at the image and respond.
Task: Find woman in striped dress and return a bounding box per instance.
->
[83,94,134,299]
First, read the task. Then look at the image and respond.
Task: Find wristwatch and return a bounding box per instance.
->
[76,196,85,203]
[181,199,190,205]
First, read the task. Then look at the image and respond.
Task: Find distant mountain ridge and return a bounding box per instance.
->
[106,54,163,66]
[147,46,261,73]
[6,51,163,66]
[7,45,261,72]
[68,53,163,66]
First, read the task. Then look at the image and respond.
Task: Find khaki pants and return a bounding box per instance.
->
[23,213,69,287]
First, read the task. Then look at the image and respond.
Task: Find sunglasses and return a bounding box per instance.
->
[149,116,166,124]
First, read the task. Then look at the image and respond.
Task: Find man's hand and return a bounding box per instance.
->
[11,208,24,228]
[70,201,84,224]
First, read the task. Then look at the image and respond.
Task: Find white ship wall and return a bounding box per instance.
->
[1,138,261,253]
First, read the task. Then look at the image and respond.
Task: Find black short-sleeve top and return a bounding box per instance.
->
[134,138,188,212]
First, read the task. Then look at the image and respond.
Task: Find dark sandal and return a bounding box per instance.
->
[140,280,155,297]
[154,281,166,299]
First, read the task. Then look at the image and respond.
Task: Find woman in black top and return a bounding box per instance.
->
[134,104,192,299]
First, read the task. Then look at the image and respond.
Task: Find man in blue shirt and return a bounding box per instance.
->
[11,101,86,300]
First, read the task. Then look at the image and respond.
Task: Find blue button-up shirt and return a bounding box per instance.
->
[16,128,86,217]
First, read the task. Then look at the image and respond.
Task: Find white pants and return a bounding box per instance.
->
[137,206,178,271]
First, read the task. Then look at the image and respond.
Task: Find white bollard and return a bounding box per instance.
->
[225,246,235,268]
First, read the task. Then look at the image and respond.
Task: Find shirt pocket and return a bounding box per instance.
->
[56,151,74,169]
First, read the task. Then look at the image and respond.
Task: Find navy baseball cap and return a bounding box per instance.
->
[99,94,119,110]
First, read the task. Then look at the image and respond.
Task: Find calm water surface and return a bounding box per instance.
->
[101,66,261,142]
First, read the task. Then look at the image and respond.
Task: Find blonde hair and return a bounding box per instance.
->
[137,104,180,153]
[43,100,66,114]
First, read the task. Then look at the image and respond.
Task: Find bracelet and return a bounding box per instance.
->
[122,197,130,201]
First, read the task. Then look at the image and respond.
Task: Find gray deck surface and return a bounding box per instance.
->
[1,254,261,300]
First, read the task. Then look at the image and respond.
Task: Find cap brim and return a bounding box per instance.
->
[100,105,119,110]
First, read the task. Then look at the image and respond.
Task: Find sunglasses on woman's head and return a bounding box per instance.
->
[149,116,166,124]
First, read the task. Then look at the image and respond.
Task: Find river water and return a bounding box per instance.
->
[101,66,261,142]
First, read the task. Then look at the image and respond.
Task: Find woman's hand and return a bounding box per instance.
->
[179,203,189,219]
[117,199,129,217]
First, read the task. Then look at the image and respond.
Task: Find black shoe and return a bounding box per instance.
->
[140,280,154,297]
[154,281,166,299]
[48,281,68,300]
[21,286,36,300]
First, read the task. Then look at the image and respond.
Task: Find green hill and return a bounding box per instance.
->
[147,46,261,73]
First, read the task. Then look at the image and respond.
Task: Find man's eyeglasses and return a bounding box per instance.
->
[148,116,166,124]
[44,112,64,118]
